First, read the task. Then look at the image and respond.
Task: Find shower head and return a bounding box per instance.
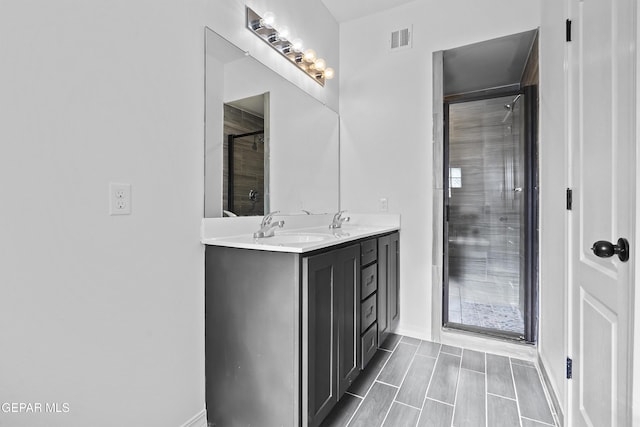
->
[502,94,523,123]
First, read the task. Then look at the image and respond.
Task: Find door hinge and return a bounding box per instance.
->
[566,188,573,210]
[566,19,572,42]
[566,357,573,379]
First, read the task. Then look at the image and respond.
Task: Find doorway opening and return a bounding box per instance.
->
[222,93,269,217]
[440,30,539,342]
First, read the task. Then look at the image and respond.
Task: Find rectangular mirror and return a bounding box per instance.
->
[205,28,340,217]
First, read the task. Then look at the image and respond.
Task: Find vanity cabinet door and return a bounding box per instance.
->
[377,236,389,343]
[377,232,400,345]
[336,244,361,398]
[304,244,360,427]
[388,232,400,330]
[305,251,339,427]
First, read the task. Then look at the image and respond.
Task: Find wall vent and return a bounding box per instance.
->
[390,26,412,51]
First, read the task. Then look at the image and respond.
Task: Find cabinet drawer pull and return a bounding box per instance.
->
[361,263,377,299]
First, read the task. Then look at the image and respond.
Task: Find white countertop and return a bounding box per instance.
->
[201,213,400,253]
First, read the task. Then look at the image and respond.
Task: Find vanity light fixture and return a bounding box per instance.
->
[303,49,317,63]
[246,6,335,86]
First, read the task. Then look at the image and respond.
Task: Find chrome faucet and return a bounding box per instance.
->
[329,210,350,229]
[253,211,285,238]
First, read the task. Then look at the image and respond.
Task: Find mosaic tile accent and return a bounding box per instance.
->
[459,302,524,333]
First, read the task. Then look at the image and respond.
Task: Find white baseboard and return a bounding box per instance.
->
[394,325,431,341]
[538,354,564,427]
[181,408,207,427]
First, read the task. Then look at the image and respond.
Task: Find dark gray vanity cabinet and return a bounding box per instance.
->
[303,244,361,427]
[205,247,302,427]
[377,232,400,345]
[204,231,398,427]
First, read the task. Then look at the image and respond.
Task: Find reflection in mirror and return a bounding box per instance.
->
[205,28,339,218]
[224,93,269,217]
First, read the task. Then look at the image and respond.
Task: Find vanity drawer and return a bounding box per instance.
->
[361,322,378,369]
[361,263,377,300]
[361,239,377,266]
[361,294,377,333]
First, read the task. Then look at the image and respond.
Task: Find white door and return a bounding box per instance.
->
[569,0,635,425]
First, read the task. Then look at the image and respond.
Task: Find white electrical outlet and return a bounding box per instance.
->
[380,197,388,212]
[109,183,131,215]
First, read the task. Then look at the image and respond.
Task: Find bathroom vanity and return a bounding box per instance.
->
[202,214,399,427]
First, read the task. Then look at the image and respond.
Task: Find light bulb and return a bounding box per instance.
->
[261,11,275,29]
[314,58,326,71]
[324,67,335,80]
[292,38,304,52]
[303,49,316,63]
[277,26,290,41]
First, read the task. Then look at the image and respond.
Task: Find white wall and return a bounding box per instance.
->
[339,0,540,339]
[634,3,640,423]
[538,0,569,417]
[0,1,338,426]
[0,2,206,426]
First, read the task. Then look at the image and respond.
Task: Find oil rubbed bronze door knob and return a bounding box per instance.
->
[591,238,630,262]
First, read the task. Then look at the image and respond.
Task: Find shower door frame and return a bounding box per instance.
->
[226,129,265,214]
[442,86,539,343]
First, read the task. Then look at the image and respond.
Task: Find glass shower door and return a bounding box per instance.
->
[445,94,526,337]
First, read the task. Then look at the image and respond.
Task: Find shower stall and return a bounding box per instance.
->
[225,130,265,216]
[443,88,538,341]
[222,94,268,217]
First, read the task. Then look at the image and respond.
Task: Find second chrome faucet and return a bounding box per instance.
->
[329,210,350,229]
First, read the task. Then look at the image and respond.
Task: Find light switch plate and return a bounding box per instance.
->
[109,183,131,215]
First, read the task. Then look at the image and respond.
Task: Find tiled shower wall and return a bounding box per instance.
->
[447,96,524,289]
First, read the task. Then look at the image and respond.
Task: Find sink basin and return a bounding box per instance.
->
[338,225,380,233]
[267,233,332,244]
[216,232,334,246]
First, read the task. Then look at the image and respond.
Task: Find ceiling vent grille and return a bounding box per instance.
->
[390,26,412,51]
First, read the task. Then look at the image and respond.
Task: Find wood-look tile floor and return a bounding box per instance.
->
[321,334,558,427]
